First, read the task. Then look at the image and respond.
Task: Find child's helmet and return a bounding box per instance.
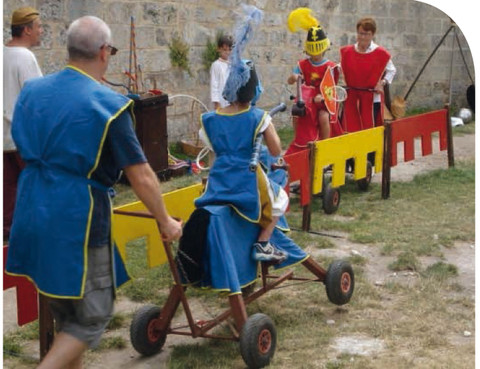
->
[224,59,263,104]
[305,25,330,56]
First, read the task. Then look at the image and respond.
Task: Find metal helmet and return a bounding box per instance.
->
[305,26,330,56]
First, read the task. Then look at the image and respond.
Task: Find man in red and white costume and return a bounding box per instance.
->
[340,17,396,132]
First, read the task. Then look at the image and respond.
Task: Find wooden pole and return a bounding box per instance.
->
[445,104,455,168]
[38,294,54,359]
[381,121,392,199]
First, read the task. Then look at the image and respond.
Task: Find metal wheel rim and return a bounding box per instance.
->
[258,329,272,354]
[340,272,352,294]
[147,319,162,342]
[333,190,340,206]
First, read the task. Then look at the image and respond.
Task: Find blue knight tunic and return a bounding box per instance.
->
[6,66,132,298]
[195,106,267,222]
[186,106,308,294]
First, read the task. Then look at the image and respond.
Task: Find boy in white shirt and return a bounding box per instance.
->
[210,35,233,109]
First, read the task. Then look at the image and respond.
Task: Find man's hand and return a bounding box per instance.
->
[159,216,183,242]
[374,79,386,94]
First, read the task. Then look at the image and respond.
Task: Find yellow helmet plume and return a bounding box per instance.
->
[287,7,318,33]
[287,7,330,56]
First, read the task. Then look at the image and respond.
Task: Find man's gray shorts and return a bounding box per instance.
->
[49,245,114,348]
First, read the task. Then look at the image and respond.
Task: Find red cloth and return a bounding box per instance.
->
[298,58,338,90]
[3,151,25,239]
[286,59,341,154]
[340,45,390,132]
[285,84,319,155]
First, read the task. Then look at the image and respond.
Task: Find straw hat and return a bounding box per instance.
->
[11,7,39,26]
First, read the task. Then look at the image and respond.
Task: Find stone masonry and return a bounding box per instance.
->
[4,0,475,141]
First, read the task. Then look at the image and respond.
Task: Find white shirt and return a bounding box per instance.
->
[3,46,42,151]
[354,41,396,103]
[210,58,230,109]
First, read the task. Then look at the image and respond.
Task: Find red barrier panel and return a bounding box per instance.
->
[284,149,311,207]
[389,109,448,167]
[3,245,39,325]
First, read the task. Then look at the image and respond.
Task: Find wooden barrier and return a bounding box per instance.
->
[284,149,313,231]
[113,182,203,267]
[3,245,55,358]
[311,127,384,194]
[382,107,452,198]
[3,246,38,325]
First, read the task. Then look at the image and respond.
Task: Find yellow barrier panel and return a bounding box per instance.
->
[312,127,384,194]
[112,182,204,268]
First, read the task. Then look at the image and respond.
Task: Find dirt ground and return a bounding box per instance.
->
[3,131,475,368]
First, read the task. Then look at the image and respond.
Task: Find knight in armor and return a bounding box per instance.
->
[286,8,339,154]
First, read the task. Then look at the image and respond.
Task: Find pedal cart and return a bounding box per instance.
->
[121,203,354,368]
[122,123,355,368]
[285,69,374,215]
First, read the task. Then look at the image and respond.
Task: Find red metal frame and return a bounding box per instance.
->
[114,209,327,340]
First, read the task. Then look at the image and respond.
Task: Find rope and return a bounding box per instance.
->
[448,27,456,105]
[404,24,455,101]
[455,31,475,85]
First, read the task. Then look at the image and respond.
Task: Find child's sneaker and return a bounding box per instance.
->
[252,242,288,263]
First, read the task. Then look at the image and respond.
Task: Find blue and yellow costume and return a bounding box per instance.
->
[6,66,133,298]
[195,106,270,224]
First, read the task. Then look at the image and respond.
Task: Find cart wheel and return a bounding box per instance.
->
[356,160,373,192]
[240,313,277,369]
[322,185,340,214]
[325,260,354,305]
[130,305,167,356]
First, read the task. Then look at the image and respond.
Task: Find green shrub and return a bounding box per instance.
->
[169,36,192,75]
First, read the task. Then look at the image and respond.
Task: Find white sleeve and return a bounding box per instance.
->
[210,61,222,103]
[258,113,272,134]
[383,59,396,84]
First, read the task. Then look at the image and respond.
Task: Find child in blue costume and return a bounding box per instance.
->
[196,61,289,263]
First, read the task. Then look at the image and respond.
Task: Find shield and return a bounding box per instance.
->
[320,66,337,115]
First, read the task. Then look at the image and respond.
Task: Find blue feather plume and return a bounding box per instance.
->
[222,4,263,103]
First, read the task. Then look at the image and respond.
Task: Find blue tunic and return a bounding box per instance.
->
[6,66,133,298]
[195,106,266,222]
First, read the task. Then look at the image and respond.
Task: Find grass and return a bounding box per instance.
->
[3,321,40,363]
[4,121,474,368]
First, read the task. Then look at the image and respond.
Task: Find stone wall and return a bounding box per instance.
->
[4,0,475,142]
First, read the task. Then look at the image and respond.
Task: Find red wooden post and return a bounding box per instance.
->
[3,246,39,325]
[3,245,55,359]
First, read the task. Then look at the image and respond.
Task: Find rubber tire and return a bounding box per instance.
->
[239,313,277,369]
[130,305,167,356]
[325,260,355,305]
[322,185,340,214]
[356,160,373,192]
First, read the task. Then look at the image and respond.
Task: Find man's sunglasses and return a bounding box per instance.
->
[101,43,118,56]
